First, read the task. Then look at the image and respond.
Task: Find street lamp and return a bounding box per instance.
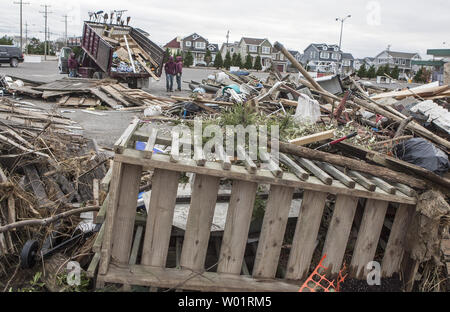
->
[336,14,351,73]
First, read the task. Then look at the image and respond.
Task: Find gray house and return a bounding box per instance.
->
[341,53,355,74]
[181,33,219,66]
[301,43,344,73]
[373,50,421,79]
[287,50,302,71]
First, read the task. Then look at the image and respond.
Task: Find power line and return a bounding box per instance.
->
[39,4,52,60]
[13,0,30,52]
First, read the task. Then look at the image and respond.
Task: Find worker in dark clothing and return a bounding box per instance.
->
[68,53,79,78]
[164,56,176,92]
[175,56,183,91]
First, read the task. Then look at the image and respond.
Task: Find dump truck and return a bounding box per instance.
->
[79,21,165,88]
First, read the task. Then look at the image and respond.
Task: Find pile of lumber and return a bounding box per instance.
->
[0,97,108,256]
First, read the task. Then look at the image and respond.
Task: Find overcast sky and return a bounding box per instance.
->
[0,0,449,58]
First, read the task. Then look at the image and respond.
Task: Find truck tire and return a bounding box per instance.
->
[93,72,104,79]
[10,58,18,68]
[127,78,138,89]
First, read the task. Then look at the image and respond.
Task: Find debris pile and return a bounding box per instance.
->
[0,97,107,263]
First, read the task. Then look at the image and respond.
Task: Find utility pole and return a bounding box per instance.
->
[335,14,351,74]
[24,21,29,54]
[13,0,30,52]
[62,14,69,45]
[226,30,230,47]
[39,4,52,61]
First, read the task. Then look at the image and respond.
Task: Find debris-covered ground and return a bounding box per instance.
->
[0,45,449,293]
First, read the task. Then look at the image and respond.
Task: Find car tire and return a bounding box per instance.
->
[10,58,18,68]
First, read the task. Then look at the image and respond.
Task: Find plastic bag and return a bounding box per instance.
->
[393,138,449,176]
[294,94,321,124]
[144,105,162,117]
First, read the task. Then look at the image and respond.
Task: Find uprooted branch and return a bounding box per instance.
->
[0,205,100,234]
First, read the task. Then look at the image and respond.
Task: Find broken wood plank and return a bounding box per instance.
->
[141,169,180,267]
[322,194,358,275]
[288,130,335,146]
[315,162,356,189]
[382,204,415,277]
[180,174,220,271]
[253,185,294,278]
[350,199,388,279]
[294,157,332,185]
[286,190,327,280]
[279,153,309,181]
[218,180,257,275]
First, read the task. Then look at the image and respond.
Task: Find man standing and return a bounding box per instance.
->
[68,53,79,78]
[164,56,176,92]
[175,56,183,91]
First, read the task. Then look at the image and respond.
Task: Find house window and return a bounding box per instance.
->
[249,45,258,53]
[195,42,205,49]
[262,46,270,54]
[310,51,314,58]
[320,52,330,59]
[230,48,234,53]
[401,59,406,65]
[322,45,328,50]
[343,60,351,66]
[334,47,339,51]
[332,53,339,60]
[185,41,191,47]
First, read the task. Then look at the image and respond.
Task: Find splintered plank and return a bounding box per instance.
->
[218,180,258,275]
[180,174,221,271]
[100,85,133,107]
[114,118,141,154]
[350,199,389,279]
[288,130,335,146]
[286,190,327,280]
[279,153,309,181]
[141,169,180,267]
[90,88,121,109]
[23,165,52,208]
[253,185,294,278]
[382,204,415,277]
[321,194,358,275]
[143,127,158,159]
[108,163,143,266]
[129,226,144,265]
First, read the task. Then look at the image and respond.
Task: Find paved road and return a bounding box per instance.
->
[1,61,269,148]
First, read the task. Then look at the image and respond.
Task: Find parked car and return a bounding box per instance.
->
[58,47,73,74]
[0,45,24,67]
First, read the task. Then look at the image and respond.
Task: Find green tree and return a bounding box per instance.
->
[357,64,367,78]
[253,55,262,71]
[391,66,400,79]
[214,52,223,69]
[376,65,385,77]
[184,50,194,67]
[367,65,376,78]
[244,54,253,69]
[0,35,13,45]
[384,64,391,76]
[163,48,171,63]
[231,53,238,66]
[224,51,232,69]
[204,49,212,65]
[235,53,242,68]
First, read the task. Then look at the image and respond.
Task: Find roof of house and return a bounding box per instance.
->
[342,53,354,60]
[207,43,219,52]
[241,37,270,46]
[376,50,419,59]
[288,50,301,56]
[388,51,419,59]
[183,33,207,41]
[164,37,181,49]
[306,43,341,52]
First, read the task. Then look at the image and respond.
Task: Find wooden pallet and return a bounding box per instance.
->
[94,120,418,291]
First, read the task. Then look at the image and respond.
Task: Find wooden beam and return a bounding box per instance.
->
[288,130,335,146]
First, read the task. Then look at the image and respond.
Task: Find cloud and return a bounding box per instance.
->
[0,0,448,58]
